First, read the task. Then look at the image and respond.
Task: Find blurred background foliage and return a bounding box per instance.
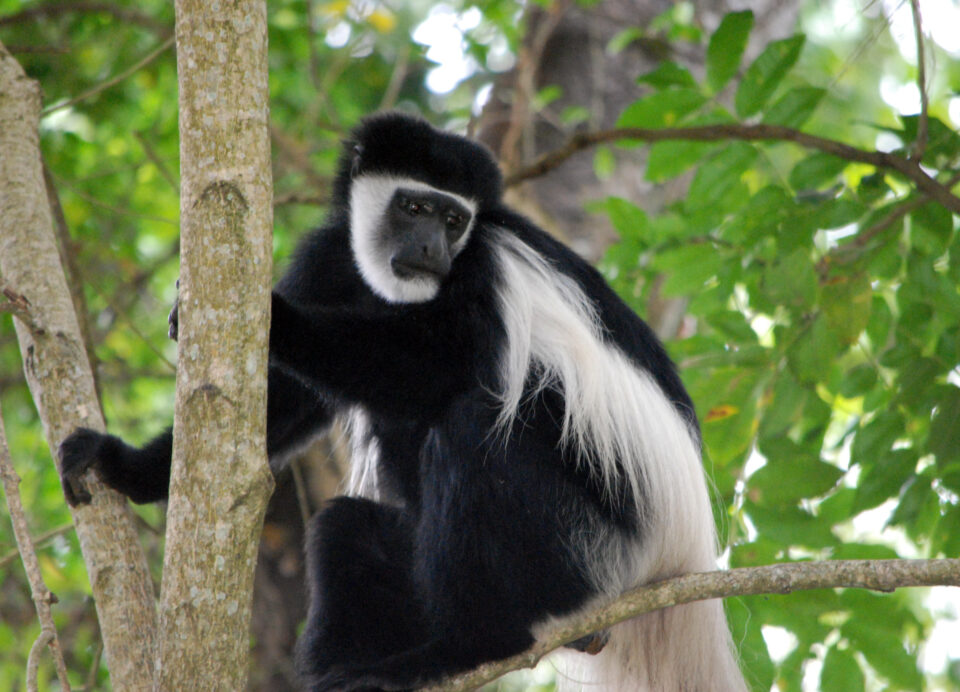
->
[1,0,959,690]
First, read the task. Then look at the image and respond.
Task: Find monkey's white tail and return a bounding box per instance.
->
[555,598,746,692]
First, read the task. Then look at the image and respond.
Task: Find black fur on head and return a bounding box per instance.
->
[332,112,503,213]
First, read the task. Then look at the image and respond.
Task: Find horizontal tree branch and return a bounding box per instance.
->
[0,2,169,34]
[424,558,960,692]
[504,124,960,215]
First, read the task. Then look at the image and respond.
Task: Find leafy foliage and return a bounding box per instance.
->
[597,8,960,691]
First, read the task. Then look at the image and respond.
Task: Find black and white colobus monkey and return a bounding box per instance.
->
[60,113,746,691]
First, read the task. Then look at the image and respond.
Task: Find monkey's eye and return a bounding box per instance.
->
[445,213,463,229]
[398,197,421,215]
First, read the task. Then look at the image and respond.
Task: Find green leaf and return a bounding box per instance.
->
[761,86,825,128]
[749,456,843,504]
[724,185,793,247]
[637,61,697,89]
[533,85,562,110]
[726,599,775,691]
[706,11,754,93]
[910,202,954,256]
[787,316,842,384]
[759,373,808,436]
[645,110,733,182]
[838,364,878,398]
[899,114,960,166]
[607,27,643,55]
[594,197,650,244]
[593,146,616,180]
[560,105,591,125]
[929,386,960,468]
[844,624,922,690]
[686,142,758,211]
[822,272,872,344]
[853,449,918,512]
[696,366,762,466]
[616,88,707,129]
[760,247,818,313]
[866,296,893,348]
[650,243,725,295]
[735,34,806,118]
[932,504,960,556]
[831,543,900,560]
[895,357,941,409]
[821,647,865,692]
[851,411,905,467]
[889,471,933,528]
[646,140,716,181]
[745,502,836,547]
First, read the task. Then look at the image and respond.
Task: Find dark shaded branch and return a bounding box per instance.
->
[0,2,168,34]
[273,190,329,207]
[909,0,929,160]
[835,170,960,262]
[503,124,960,215]
[424,558,960,691]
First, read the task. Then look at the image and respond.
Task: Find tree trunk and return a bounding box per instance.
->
[155,1,274,689]
[0,40,157,691]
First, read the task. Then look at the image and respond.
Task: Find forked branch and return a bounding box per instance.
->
[504,124,960,215]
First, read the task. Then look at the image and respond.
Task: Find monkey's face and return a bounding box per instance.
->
[350,175,476,303]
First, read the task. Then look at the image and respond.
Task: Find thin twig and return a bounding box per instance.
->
[845,170,959,258]
[273,190,329,207]
[498,1,571,171]
[909,0,929,160]
[84,637,104,691]
[0,2,169,34]
[503,124,960,214]
[4,45,70,55]
[47,171,179,225]
[290,460,313,530]
[0,522,75,569]
[43,34,175,115]
[133,131,178,191]
[424,558,960,691]
[0,406,72,691]
[378,43,411,112]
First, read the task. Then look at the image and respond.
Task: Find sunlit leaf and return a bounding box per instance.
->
[735,34,806,118]
[705,11,754,93]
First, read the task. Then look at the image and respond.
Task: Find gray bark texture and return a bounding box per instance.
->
[0,40,157,691]
[156,1,274,689]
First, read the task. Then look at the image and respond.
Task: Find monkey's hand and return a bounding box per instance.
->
[58,428,111,506]
[167,278,180,341]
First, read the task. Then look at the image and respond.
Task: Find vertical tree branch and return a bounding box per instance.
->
[0,40,157,690]
[156,1,274,688]
[908,0,929,160]
[498,0,571,172]
[0,404,72,692]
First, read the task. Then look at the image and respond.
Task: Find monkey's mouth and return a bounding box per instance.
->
[390,258,445,282]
